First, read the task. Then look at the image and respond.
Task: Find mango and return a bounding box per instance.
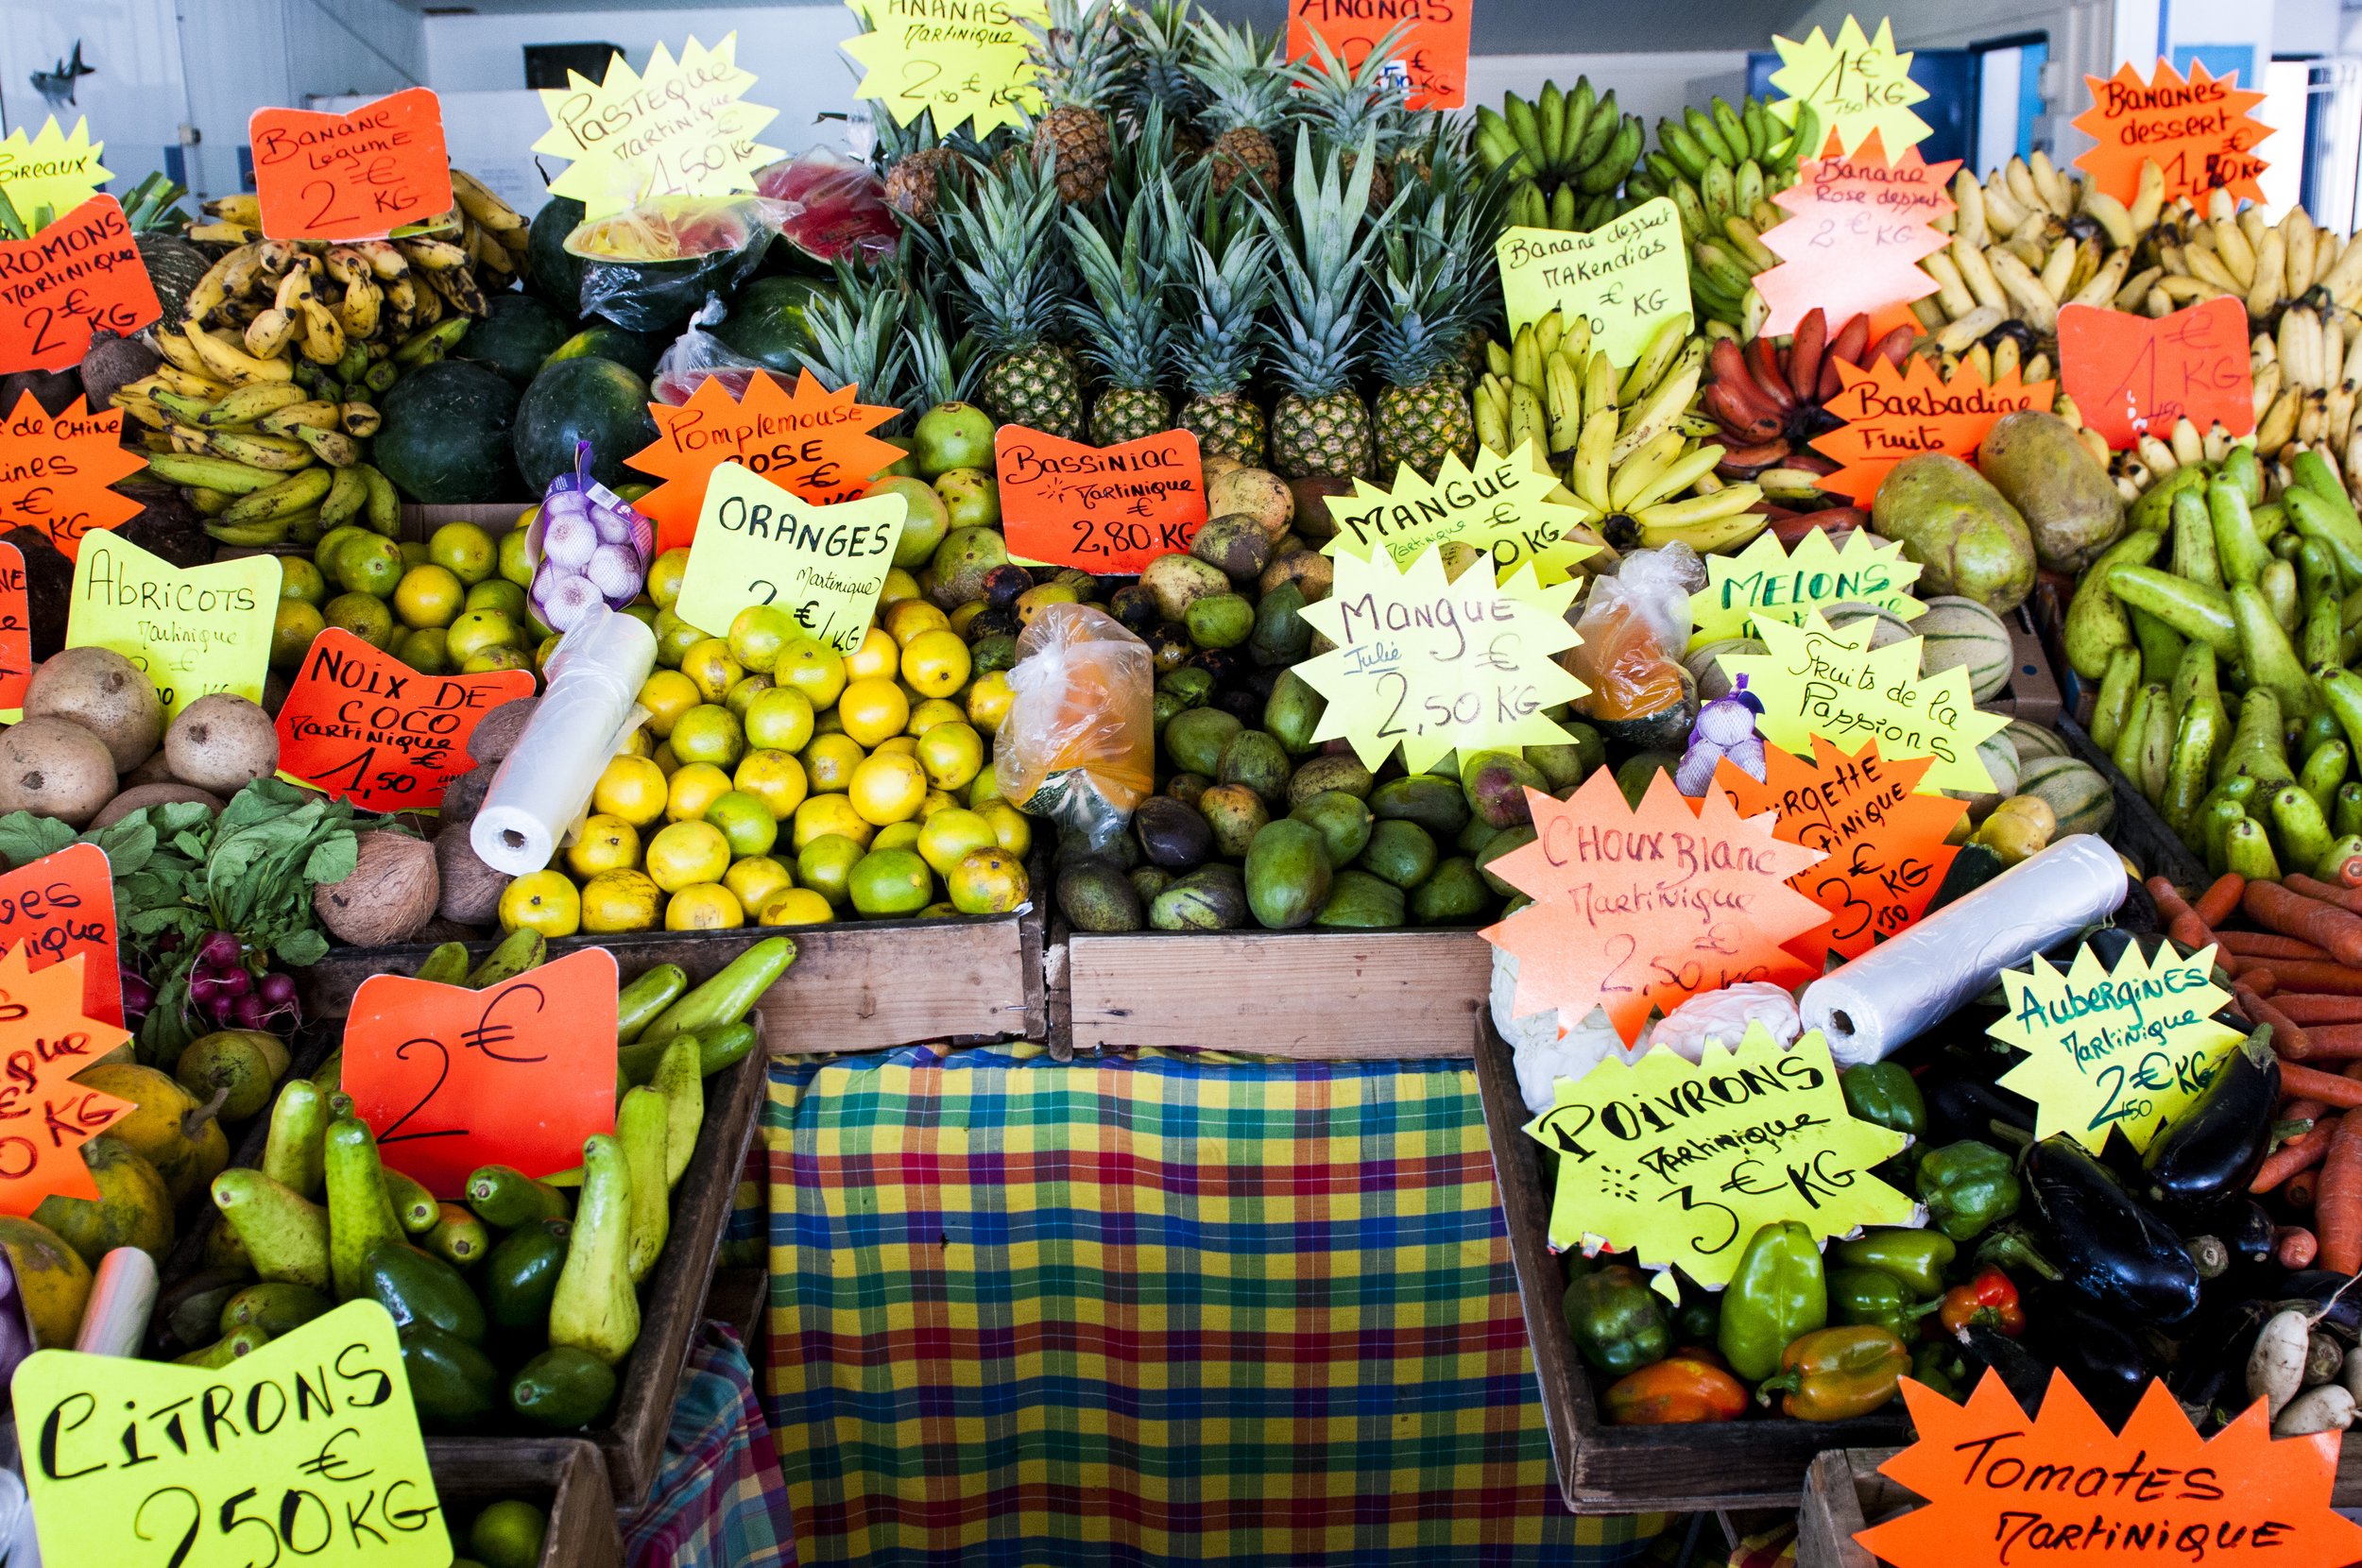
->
[1218,729,1292,807]
[1198,783,1269,858]
[1368,775,1468,837]
[1315,868,1406,929]
[1292,789,1374,866]
[1250,581,1311,668]
[1461,749,1546,829]
[1150,863,1249,930]
[1361,820,1438,889]
[1411,858,1489,922]
[1164,707,1242,775]
[1287,754,1373,808]
[1262,667,1326,754]
[1243,818,1333,929]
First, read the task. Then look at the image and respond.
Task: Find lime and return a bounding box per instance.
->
[394,626,450,674]
[278,555,327,605]
[335,534,404,597]
[429,521,497,585]
[465,578,528,620]
[470,1500,550,1568]
[848,847,933,916]
[498,525,535,588]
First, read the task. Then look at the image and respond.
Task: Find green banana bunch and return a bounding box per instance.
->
[1620,96,1820,332]
[1475,77,1644,233]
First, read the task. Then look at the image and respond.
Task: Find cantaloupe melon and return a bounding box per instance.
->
[1916,596,2016,702]
[1685,638,1761,701]
[2015,755,2114,837]
[2006,718,2070,765]
[1825,602,1915,649]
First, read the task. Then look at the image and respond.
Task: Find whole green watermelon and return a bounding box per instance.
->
[376,360,520,503]
[460,293,573,386]
[513,356,659,493]
[526,196,588,312]
[711,276,830,372]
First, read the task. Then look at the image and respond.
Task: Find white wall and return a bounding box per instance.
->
[181,0,424,197]
[1463,52,1751,132]
[0,0,190,196]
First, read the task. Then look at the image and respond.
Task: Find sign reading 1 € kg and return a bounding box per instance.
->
[673,460,905,655]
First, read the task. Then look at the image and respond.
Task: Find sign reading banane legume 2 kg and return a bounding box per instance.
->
[674,460,906,654]
[995,425,1208,572]
[1496,196,1691,366]
[65,533,278,721]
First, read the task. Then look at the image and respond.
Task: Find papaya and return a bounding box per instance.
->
[34,1133,174,1265]
[0,1216,92,1348]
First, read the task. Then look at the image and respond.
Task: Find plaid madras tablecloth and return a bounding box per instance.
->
[621,1321,802,1568]
[754,1045,1668,1568]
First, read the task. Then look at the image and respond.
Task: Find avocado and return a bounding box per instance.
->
[1168,772,1212,810]
[1134,794,1214,870]
[1250,581,1311,667]
[1186,591,1255,649]
[1057,857,1145,932]
[1478,825,1538,896]
[1198,783,1269,857]
[1460,750,1547,829]
[1458,816,1502,857]
[1615,752,1677,807]
[1128,866,1173,905]
[1411,857,1489,922]
[1369,775,1469,837]
[1360,819,1438,889]
[1150,863,1248,930]
[1315,869,1407,929]
[1291,789,1374,866]
[401,1322,501,1429]
[1218,729,1292,807]
[1262,667,1326,754]
[1524,741,1593,792]
[1287,753,1374,808]
[1243,818,1333,929]
[509,1344,619,1431]
[364,1242,487,1344]
[1165,707,1243,775]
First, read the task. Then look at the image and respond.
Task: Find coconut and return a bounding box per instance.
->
[0,717,116,826]
[436,827,507,927]
[23,646,164,772]
[90,782,223,830]
[164,694,279,794]
[466,697,538,764]
[441,763,496,824]
[314,831,439,946]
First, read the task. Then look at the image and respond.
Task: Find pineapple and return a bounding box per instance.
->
[1371,169,1490,479]
[1173,184,1275,466]
[797,261,916,415]
[1120,0,1207,153]
[877,111,967,228]
[1065,185,1176,446]
[1028,0,1124,206]
[1285,23,1416,210]
[902,276,982,418]
[1258,130,1391,481]
[1187,16,1288,198]
[940,155,1086,438]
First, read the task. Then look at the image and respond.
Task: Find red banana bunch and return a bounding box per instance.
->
[1703,308,1914,481]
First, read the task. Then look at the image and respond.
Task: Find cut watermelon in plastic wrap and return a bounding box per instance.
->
[756,148,899,267]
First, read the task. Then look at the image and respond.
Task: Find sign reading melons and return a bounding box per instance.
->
[1753,131,1956,340]
[1294,547,1586,772]
[1811,357,2055,506]
[345,946,620,1199]
[1989,940,2246,1153]
[2058,296,2254,451]
[626,369,904,558]
[1767,15,1931,157]
[1481,769,1827,1043]
[674,461,906,654]
[995,425,1209,573]
[66,533,279,721]
[0,389,145,561]
[276,628,537,813]
[843,0,1049,140]
[17,1301,450,1568]
[534,34,781,219]
[1285,1,1472,111]
[0,843,122,1027]
[2072,58,2271,211]
[0,195,162,373]
[1496,196,1692,365]
[1687,527,1924,646]
[1857,1373,2362,1568]
[1717,738,1963,963]
[0,944,133,1217]
[250,86,454,243]
[1322,443,1600,586]
[0,117,111,226]
[1523,1024,1912,1285]
[0,539,29,717]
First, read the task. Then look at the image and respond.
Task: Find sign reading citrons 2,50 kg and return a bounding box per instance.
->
[673,461,906,655]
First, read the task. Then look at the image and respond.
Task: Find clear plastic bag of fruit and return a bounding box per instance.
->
[994,604,1155,853]
[1565,543,1706,726]
[651,295,785,405]
[568,195,786,332]
[753,147,900,267]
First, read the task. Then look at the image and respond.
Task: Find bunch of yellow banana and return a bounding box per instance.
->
[1474,311,1764,554]
[1910,152,2137,345]
[193,169,529,291]
[2140,184,2362,325]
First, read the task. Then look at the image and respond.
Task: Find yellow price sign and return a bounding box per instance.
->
[1768,15,1932,158]
[0,117,109,227]
[1322,443,1600,587]
[674,460,906,655]
[843,0,1049,140]
[534,34,781,219]
[1686,527,1923,647]
[1496,196,1692,366]
[66,532,278,721]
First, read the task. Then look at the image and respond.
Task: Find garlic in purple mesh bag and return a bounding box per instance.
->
[527,440,656,634]
[1675,673,1766,794]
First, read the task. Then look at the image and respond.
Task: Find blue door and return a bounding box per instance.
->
[1745,48,1977,167]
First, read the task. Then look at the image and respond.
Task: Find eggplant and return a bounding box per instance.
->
[2025,1135,2202,1323]
[1955,1322,2052,1409]
[1924,1073,2037,1147]
[2277,1272,2362,1342]
[2031,1292,2154,1426]
[2143,1029,2279,1212]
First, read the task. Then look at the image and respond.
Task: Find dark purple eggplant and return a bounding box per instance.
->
[1954,1321,2051,1410]
[2143,1029,2278,1212]
[2030,1291,2154,1426]
[2025,1135,2201,1323]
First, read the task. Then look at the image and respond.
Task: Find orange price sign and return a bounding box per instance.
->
[2072,59,2270,211]
[1716,737,1962,963]
[0,390,145,561]
[1810,356,2055,506]
[343,946,620,1199]
[274,628,536,813]
[1285,1,1472,111]
[1753,131,1957,340]
[2058,295,2253,451]
[0,944,133,1217]
[249,86,454,243]
[1858,1372,2362,1568]
[995,425,1207,572]
[0,539,29,716]
[625,368,904,557]
[0,844,120,1028]
[1481,767,1827,1044]
[0,196,161,373]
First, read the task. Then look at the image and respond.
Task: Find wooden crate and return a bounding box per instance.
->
[1057,925,1492,1057]
[1471,1014,1908,1512]
[431,1437,625,1568]
[402,503,534,540]
[2053,712,2208,887]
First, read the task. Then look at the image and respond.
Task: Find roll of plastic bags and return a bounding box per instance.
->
[471,604,657,877]
[1801,833,2129,1066]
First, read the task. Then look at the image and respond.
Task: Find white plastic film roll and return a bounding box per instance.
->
[1801,833,2129,1066]
[471,605,657,877]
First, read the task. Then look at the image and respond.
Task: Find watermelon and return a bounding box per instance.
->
[460,293,573,386]
[514,355,659,494]
[547,324,664,379]
[755,148,899,267]
[1915,596,2016,702]
[2016,755,2114,837]
[711,276,830,372]
[376,360,520,503]
[527,196,588,313]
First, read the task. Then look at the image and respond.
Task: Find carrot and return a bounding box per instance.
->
[2243,881,2362,965]
[2295,1026,2362,1059]
[2196,873,2248,927]
[2248,969,2280,996]
[2285,1098,2331,1124]
[2289,1169,2320,1209]
[2240,984,2316,1059]
[2285,874,2362,914]
[2233,962,2362,995]
[2319,1110,2362,1273]
[2278,1061,2362,1108]
[2277,1228,2320,1269]
[2254,1123,2336,1190]
[2222,932,2334,962]
[2148,878,2222,957]
[2271,995,2362,1024]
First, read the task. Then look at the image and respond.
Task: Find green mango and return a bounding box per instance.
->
[1411,858,1490,922]
[1368,775,1470,837]
[1149,863,1249,930]
[1218,729,1292,807]
[1243,818,1334,929]
[1291,790,1374,866]
[1360,819,1438,889]
[1262,668,1326,754]
[1315,868,1407,928]
[1164,707,1243,775]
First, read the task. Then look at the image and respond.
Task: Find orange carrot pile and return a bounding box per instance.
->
[2319,1111,2362,1273]
[2243,881,2362,965]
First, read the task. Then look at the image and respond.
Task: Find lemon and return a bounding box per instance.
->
[637,669,701,738]
[498,525,535,588]
[651,741,680,776]
[428,520,497,586]
[796,834,865,905]
[812,706,846,738]
[793,795,875,853]
[666,761,733,823]
[837,677,909,747]
[744,688,815,753]
[666,883,744,929]
[580,868,662,933]
[949,847,1030,913]
[567,814,641,877]
[915,722,984,791]
[645,820,731,892]
[917,789,958,820]
[917,808,999,876]
[774,638,847,709]
[734,749,808,819]
[872,821,924,853]
[447,607,524,665]
[848,848,933,916]
[880,567,920,605]
[760,888,835,926]
[728,604,796,673]
[848,751,929,826]
[647,546,691,609]
[724,855,795,919]
[271,600,325,671]
[394,627,449,674]
[466,577,528,620]
[278,555,326,605]
[670,703,745,767]
[979,800,1033,857]
[680,638,745,702]
[618,725,654,758]
[392,564,465,630]
[900,628,970,697]
[499,871,581,937]
[966,671,1015,732]
[705,789,779,859]
[882,599,950,646]
[968,769,1004,808]
[845,624,899,682]
[800,733,865,793]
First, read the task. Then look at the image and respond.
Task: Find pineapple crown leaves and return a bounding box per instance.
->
[1253,128,1398,399]
[902,277,984,412]
[1062,190,1174,395]
[1172,176,1275,397]
[796,259,916,417]
[1284,19,1417,154]
[1119,0,1207,127]
[937,151,1072,355]
[1369,180,1491,391]
[1185,13,1290,133]
[1029,0,1127,115]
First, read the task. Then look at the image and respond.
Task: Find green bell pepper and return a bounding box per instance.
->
[1911,1339,1966,1402]
[1828,1266,1933,1340]
[1917,1141,2022,1240]
[1831,1228,1958,1298]
[1562,1265,1670,1376]
[1717,1221,1827,1382]
[1840,1063,1926,1139]
[1674,1293,1720,1347]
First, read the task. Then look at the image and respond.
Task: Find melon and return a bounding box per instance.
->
[2006,717,2070,765]
[1685,637,1762,702]
[1949,732,2022,821]
[1916,595,2016,702]
[1824,602,1915,649]
[2015,755,2114,837]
